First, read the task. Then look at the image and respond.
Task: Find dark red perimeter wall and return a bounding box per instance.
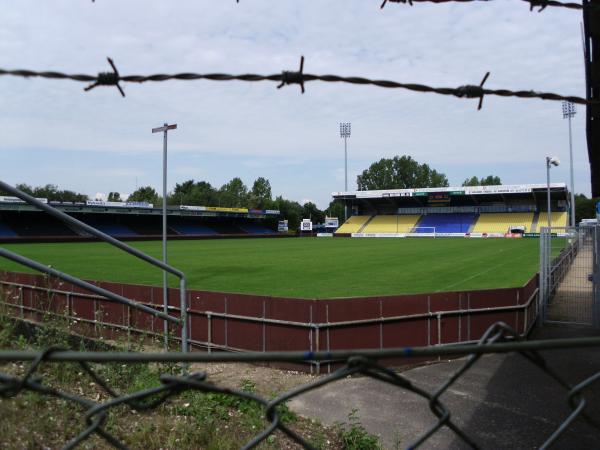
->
[0,270,539,373]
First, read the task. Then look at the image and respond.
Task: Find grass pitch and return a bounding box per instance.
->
[0,238,542,298]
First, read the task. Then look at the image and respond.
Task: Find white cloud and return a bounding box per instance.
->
[0,0,590,210]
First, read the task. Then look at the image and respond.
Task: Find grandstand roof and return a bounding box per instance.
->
[332,183,568,200]
[0,200,280,219]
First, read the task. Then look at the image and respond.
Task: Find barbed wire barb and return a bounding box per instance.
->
[83,57,125,97]
[277,56,305,93]
[380,0,586,11]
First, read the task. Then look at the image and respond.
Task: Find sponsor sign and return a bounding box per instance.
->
[317,233,334,237]
[487,233,505,238]
[205,207,249,213]
[180,205,207,211]
[325,217,339,228]
[504,233,523,238]
[86,200,153,209]
[0,196,48,204]
[351,233,407,237]
[265,209,280,215]
[335,183,567,201]
[300,219,313,231]
[468,233,484,238]
[523,233,540,238]
[125,201,152,208]
[278,220,288,232]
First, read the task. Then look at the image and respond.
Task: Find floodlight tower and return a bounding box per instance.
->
[562,101,576,227]
[546,156,560,229]
[340,122,351,220]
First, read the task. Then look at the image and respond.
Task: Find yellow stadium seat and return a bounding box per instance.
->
[362,215,421,233]
[471,213,534,234]
[335,215,372,234]
[537,212,568,229]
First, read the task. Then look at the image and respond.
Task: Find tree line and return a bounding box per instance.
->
[1,179,338,231]
[11,155,594,228]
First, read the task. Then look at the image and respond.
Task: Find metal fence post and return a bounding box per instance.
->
[539,227,546,325]
[207,313,212,354]
[593,226,600,328]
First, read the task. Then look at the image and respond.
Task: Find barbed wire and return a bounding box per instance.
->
[1,322,599,449]
[0,56,589,108]
[380,0,586,11]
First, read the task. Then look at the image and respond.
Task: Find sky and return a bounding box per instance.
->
[0,0,589,209]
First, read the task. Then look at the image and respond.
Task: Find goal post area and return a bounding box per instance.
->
[408,227,436,238]
[350,227,437,238]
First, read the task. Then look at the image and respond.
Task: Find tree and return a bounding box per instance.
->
[107,192,122,202]
[324,200,345,221]
[170,180,218,206]
[302,202,325,224]
[356,155,448,190]
[127,186,159,204]
[249,177,272,209]
[272,196,303,230]
[575,194,599,224]
[2,183,87,202]
[462,175,501,187]
[219,177,248,207]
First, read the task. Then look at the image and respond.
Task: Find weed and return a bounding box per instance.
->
[335,409,381,450]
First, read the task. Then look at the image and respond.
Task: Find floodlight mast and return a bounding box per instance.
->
[340,122,351,221]
[562,101,576,227]
[546,156,560,230]
[152,122,177,350]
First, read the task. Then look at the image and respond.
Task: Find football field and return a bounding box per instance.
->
[0,237,545,298]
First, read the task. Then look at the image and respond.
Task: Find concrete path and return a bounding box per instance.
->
[548,247,594,325]
[289,326,600,449]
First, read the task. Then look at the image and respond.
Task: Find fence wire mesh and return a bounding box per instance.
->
[540,226,599,326]
[1,321,599,450]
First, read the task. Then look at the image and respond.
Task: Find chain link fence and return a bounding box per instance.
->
[1,321,600,449]
[540,226,600,327]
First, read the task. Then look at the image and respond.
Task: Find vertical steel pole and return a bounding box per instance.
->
[539,227,546,325]
[179,278,188,374]
[547,160,552,231]
[594,226,600,328]
[568,115,576,227]
[162,125,169,350]
[344,135,348,221]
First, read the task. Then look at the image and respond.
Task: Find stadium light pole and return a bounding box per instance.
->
[546,156,560,230]
[562,101,577,227]
[152,122,177,350]
[340,122,351,221]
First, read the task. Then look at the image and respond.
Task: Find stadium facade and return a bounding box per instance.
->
[0,197,280,242]
[332,183,569,237]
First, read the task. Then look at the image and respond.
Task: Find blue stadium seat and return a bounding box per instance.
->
[415,213,477,233]
[169,224,218,235]
[0,222,17,237]
[239,223,274,234]
[91,224,139,237]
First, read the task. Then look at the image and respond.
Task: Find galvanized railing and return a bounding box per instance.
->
[0,278,539,374]
[0,181,189,354]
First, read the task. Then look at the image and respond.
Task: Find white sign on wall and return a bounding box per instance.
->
[301,219,313,231]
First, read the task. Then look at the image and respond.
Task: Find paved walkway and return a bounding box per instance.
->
[547,247,594,325]
[289,326,600,449]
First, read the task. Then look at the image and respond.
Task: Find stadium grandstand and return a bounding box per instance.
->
[0,197,279,242]
[332,183,570,237]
